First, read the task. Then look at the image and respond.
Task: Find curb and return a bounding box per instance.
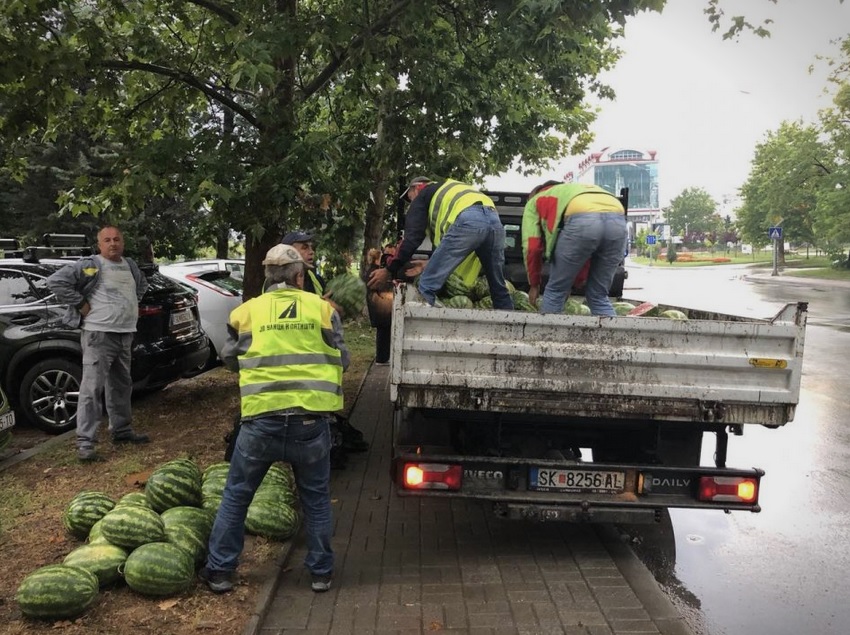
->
[241,359,376,635]
[595,524,694,635]
[0,429,74,473]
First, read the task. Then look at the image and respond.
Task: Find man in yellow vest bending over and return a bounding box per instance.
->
[368,176,514,310]
[200,244,349,594]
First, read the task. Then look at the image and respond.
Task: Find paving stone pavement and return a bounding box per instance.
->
[251,364,693,635]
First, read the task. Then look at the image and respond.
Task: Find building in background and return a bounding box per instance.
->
[574,148,662,245]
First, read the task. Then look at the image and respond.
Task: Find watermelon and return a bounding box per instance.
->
[203,462,231,482]
[564,299,591,315]
[628,301,660,317]
[123,542,195,596]
[613,301,637,316]
[245,501,301,540]
[161,506,214,539]
[439,272,470,299]
[476,296,493,310]
[114,492,151,509]
[202,494,223,515]
[164,524,207,564]
[63,543,128,587]
[661,309,688,320]
[16,564,99,620]
[100,505,166,549]
[62,491,115,539]
[87,518,108,544]
[325,273,366,319]
[262,463,295,489]
[470,276,490,301]
[444,295,474,309]
[145,460,203,512]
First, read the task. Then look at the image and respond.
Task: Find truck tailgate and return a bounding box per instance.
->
[390,286,807,426]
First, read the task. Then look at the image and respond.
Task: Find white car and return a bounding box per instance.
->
[158,264,243,368]
[168,259,245,281]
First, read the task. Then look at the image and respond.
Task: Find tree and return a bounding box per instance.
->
[664,187,718,240]
[738,121,823,264]
[2,0,668,297]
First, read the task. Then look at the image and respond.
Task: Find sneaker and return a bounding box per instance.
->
[77,448,98,461]
[311,573,332,593]
[112,431,150,445]
[198,566,235,593]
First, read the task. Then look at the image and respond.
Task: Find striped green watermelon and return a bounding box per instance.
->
[100,505,165,549]
[470,276,490,301]
[62,491,116,539]
[613,301,637,316]
[87,518,108,545]
[444,295,474,309]
[476,296,494,310]
[164,524,207,564]
[145,460,203,512]
[439,272,470,299]
[202,494,222,515]
[114,492,151,509]
[161,506,214,539]
[63,543,128,587]
[325,273,366,320]
[245,501,300,540]
[564,298,591,315]
[263,463,294,489]
[16,564,99,619]
[123,542,195,596]
[661,309,688,320]
[203,462,231,482]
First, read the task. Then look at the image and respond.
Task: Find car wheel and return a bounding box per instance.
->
[19,359,81,434]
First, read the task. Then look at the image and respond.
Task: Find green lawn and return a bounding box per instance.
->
[629,252,850,281]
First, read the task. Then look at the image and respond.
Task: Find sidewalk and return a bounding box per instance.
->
[249,365,692,635]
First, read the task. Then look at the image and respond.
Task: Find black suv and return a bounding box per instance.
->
[0,238,210,434]
[485,190,628,297]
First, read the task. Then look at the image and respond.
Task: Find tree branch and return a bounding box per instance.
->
[100,60,259,129]
[185,0,241,26]
[301,0,415,99]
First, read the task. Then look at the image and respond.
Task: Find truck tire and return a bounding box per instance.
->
[19,358,81,434]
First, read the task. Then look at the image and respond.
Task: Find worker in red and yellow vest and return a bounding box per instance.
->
[202,243,349,595]
[523,181,627,316]
[368,176,514,310]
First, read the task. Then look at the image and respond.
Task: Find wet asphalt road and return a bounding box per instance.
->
[623,264,850,635]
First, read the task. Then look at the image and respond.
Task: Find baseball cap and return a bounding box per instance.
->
[399,176,432,199]
[262,244,308,266]
[280,230,313,245]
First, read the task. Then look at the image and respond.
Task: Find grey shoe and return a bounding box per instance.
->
[112,431,150,444]
[311,573,332,593]
[78,448,98,461]
[199,566,235,593]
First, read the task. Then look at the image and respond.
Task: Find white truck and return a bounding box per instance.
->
[388,285,807,523]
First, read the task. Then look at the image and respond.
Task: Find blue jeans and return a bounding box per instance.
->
[418,204,514,310]
[205,415,334,577]
[541,212,628,316]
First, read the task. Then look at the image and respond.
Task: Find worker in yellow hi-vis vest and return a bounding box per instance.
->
[367,176,514,310]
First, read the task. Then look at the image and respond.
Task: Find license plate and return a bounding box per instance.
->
[529,467,625,494]
[0,410,15,432]
[170,308,194,327]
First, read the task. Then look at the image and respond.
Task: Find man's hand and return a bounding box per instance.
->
[367,267,391,290]
[404,260,427,277]
[527,285,540,306]
[322,292,344,318]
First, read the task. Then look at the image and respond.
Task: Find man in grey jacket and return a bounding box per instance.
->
[47,225,151,461]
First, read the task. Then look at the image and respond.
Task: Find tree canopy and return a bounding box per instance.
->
[663,186,718,237]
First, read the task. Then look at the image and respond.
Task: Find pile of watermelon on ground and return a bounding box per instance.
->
[14,458,300,622]
[437,273,688,319]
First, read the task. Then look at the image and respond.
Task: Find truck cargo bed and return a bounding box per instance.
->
[389,285,807,427]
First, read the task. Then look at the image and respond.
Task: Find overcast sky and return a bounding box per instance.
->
[484,0,850,211]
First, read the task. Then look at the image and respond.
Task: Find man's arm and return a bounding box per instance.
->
[328,310,351,371]
[522,198,546,289]
[386,184,435,279]
[46,260,87,309]
[220,305,252,372]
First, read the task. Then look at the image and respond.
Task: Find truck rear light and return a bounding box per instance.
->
[402,463,462,491]
[698,476,758,504]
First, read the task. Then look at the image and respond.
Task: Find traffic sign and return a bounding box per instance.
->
[768,226,783,240]
[645,235,657,245]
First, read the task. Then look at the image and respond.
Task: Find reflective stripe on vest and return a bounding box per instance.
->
[236,289,343,417]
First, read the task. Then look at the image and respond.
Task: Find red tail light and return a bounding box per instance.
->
[138,305,164,317]
[402,463,462,491]
[698,476,758,504]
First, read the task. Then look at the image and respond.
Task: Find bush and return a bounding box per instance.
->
[666,243,678,264]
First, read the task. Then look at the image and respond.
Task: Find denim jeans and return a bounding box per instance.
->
[418,204,514,310]
[205,415,334,577]
[541,212,628,316]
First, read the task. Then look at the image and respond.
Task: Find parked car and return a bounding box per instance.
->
[168,259,245,282]
[158,264,243,368]
[0,383,14,451]
[0,255,210,434]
